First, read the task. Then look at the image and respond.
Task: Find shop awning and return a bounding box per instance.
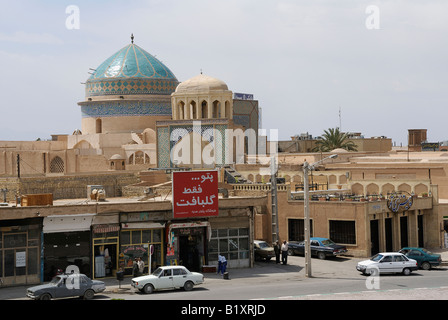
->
[121,222,165,229]
[168,221,211,241]
[43,214,95,233]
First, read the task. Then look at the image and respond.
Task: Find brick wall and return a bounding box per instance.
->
[0,173,140,201]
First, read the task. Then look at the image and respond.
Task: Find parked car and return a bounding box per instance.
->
[131,266,204,294]
[254,240,276,261]
[26,273,105,300]
[399,247,442,270]
[356,252,418,276]
[287,237,348,260]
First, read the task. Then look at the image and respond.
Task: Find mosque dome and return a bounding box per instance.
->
[85,41,178,97]
[174,73,229,94]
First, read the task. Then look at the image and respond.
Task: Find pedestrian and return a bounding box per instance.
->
[273,241,280,264]
[137,257,145,276]
[132,258,139,277]
[281,240,289,265]
[217,254,227,276]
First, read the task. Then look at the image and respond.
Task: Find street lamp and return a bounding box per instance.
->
[303,153,338,278]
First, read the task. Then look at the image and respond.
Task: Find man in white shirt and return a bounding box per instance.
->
[281,241,288,265]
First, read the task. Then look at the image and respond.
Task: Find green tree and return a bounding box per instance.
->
[313,128,358,152]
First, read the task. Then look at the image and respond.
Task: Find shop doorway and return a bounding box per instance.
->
[43,231,91,281]
[370,220,380,256]
[400,216,409,248]
[93,243,118,278]
[178,228,205,272]
[418,215,424,248]
[385,218,393,252]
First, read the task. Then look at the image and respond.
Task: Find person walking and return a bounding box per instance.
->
[137,257,145,276]
[217,254,227,276]
[273,241,280,264]
[132,258,139,277]
[281,240,289,265]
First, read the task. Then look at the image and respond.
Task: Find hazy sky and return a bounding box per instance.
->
[1,0,447,146]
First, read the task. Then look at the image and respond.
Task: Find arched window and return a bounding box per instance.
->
[201,100,208,119]
[50,156,64,173]
[213,100,220,118]
[178,101,185,119]
[225,101,231,118]
[96,119,102,134]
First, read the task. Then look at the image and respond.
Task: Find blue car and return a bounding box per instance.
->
[399,247,442,270]
[287,237,348,260]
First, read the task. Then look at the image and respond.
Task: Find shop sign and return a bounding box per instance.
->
[387,191,413,214]
[16,251,26,267]
[172,170,218,218]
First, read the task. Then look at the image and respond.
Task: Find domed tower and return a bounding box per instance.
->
[78,36,178,135]
[171,73,233,120]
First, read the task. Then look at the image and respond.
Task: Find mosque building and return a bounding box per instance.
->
[1,36,448,288]
[0,36,260,180]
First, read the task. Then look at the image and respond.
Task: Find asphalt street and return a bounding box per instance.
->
[3,251,448,301]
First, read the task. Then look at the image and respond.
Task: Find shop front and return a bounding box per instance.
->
[42,214,94,281]
[120,212,165,275]
[166,221,210,272]
[92,224,120,279]
[0,218,42,286]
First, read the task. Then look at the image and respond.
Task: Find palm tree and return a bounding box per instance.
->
[313,128,358,152]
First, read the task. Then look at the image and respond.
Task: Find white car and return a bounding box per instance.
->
[357,252,419,276]
[131,266,204,294]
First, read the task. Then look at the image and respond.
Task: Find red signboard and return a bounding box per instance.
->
[172,170,219,218]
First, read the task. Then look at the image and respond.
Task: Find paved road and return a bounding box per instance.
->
[3,254,448,300]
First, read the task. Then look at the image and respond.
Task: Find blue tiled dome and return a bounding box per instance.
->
[85,43,178,97]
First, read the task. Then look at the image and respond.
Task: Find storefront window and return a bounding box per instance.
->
[0,222,41,284]
[120,229,163,275]
[209,228,250,263]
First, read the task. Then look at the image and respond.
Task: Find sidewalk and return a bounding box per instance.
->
[2,248,448,300]
[0,261,303,300]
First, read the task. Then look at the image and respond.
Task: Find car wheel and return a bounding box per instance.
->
[402,268,412,276]
[83,289,95,300]
[183,281,194,291]
[317,252,326,260]
[287,249,294,256]
[421,262,431,270]
[40,293,51,300]
[143,283,154,294]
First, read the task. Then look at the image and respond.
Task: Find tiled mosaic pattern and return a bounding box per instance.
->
[86,78,178,96]
[81,100,172,118]
[157,124,229,167]
[86,44,178,96]
[157,127,170,168]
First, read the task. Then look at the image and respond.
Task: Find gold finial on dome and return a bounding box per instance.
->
[131,33,134,44]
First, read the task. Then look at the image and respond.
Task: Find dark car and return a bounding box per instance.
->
[254,240,276,261]
[399,247,442,270]
[287,237,347,260]
[26,273,105,300]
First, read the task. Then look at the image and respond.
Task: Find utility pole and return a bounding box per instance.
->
[271,156,279,244]
[17,154,20,178]
[303,154,338,278]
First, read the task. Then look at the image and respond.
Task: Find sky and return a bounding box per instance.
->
[0,0,447,146]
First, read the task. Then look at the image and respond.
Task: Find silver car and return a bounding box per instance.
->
[26,273,105,300]
[357,252,419,276]
[131,266,204,294]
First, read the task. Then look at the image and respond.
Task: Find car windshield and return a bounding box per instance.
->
[371,254,384,261]
[420,248,431,254]
[258,242,270,248]
[50,276,63,286]
[321,239,336,246]
[152,268,163,277]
